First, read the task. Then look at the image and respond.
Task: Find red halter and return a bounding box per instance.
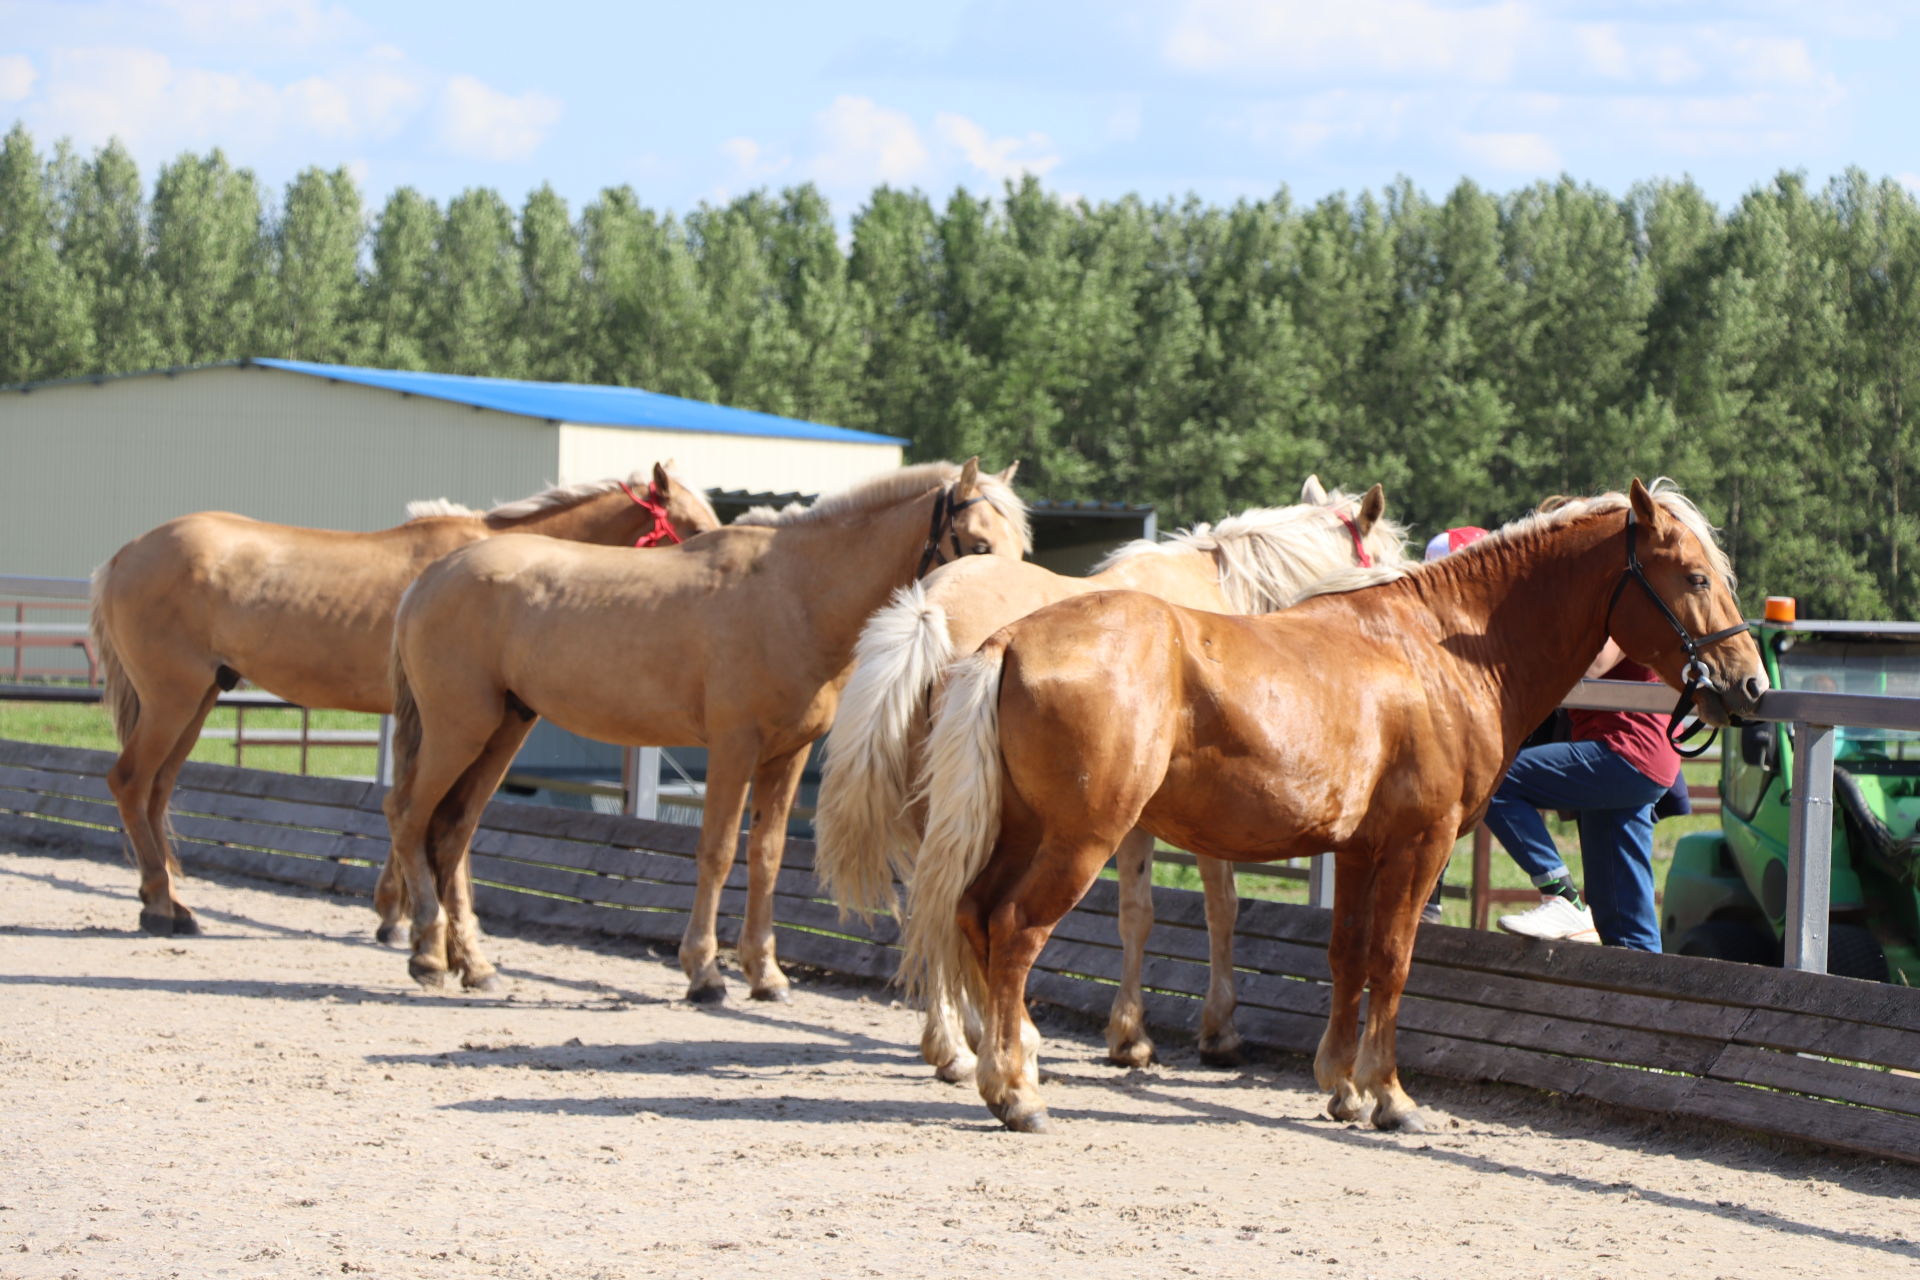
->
[618,479,684,548]
[1332,507,1372,567]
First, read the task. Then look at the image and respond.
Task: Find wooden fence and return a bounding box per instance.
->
[2,736,1917,1164]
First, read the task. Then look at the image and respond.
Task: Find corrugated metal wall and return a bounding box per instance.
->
[557,422,902,495]
[4,367,554,578]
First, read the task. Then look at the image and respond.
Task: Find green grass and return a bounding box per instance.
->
[0,698,381,779]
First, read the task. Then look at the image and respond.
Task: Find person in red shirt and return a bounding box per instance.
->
[1482,638,1680,950]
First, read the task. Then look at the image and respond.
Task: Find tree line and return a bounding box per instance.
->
[3,122,1916,619]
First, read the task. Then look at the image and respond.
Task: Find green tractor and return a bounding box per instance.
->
[1662,612,1920,984]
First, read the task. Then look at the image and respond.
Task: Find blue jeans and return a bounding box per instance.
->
[1482,740,1667,952]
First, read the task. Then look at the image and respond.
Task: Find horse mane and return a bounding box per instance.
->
[1290,479,1733,604]
[735,461,1033,552]
[1095,496,1411,614]
[403,498,480,520]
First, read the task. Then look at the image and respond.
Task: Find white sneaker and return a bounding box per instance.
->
[1497,894,1599,943]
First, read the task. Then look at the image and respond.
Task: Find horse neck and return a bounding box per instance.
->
[763,489,947,655]
[487,489,653,545]
[1413,512,1625,748]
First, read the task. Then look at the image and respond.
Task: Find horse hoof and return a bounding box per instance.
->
[1106,1040,1155,1069]
[1198,1044,1246,1069]
[138,910,176,936]
[686,981,728,1005]
[463,972,500,993]
[408,959,449,989]
[991,1101,1053,1134]
[933,1059,977,1084]
[1375,1109,1428,1134]
[749,985,792,1004]
[375,922,403,947]
[171,911,201,937]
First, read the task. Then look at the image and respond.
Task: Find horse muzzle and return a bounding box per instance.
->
[1692,669,1769,727]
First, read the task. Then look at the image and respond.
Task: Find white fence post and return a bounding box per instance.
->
[622,746,660,820]
[1308,853,1336,910]
[1784,720,1835,974]
[375,715,395,787]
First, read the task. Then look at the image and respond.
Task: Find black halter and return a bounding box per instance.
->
[917,484,988,578]
[1603,507,1751,758]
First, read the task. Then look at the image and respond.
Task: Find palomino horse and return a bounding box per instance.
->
[89,463,721,937]
[378,459,1028,999]
[903,480,1767,1133]
[816,478,1408,1079]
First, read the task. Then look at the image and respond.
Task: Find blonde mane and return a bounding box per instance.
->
[1096,496,1410,614]
[735,461,1032,552]
[1292,479,1733,604]
[403,498,480,520]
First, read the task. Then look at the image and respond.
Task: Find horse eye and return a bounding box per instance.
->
[1688,573,1709,589]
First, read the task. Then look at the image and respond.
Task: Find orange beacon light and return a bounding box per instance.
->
[1763,596,1797,624]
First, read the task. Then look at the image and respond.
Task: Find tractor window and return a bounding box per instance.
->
[1778,638,1920,763]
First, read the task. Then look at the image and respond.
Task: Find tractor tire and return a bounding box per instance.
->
[1827,922,1890,982]
[1675,919,1780,966]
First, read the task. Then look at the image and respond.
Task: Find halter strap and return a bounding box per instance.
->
[917,484,988,578]
[1332,507,1373,568]
[617,479,684,548]
[1604,506,1750,757]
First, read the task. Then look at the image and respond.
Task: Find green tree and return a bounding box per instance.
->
[0,124,94,383]
[425,187,524,376]
[58,138,164,375]
[518,184,591,383]
[150,148,268,364]
[579,186,716,399]
[268,166,365,363]
[364,187,439,370]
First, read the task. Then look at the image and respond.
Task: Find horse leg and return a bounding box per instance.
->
[919,987,979,1082]
[738,745,809,1002]
[105,680,215,936]
[1356,833,1453,1132]
[1196,853,1245,1067]
[680,743,756,1003]
[427,713,537,991]
[382,713,496,989]
[1105,827,1158,1067]
[1314,850,1377,1123]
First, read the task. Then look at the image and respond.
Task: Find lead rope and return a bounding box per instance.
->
[617,479,684,548]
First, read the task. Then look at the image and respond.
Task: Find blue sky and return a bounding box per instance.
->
[3,0,1917,220]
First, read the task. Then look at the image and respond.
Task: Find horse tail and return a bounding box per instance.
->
[88,559,141,747]
[897,641,1006,1013]
[815,582,955,919]
[386,637,425,813]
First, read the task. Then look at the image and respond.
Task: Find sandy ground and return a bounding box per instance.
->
[3,846,1918,1280]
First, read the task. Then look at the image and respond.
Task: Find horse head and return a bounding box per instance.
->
[651,461,725,543]
[1605,478,1768,726]
[937,458,1029,565]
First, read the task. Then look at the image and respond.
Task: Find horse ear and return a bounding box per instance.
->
[1301,475,1328,506]
[958,456,981,492]
[653,461,672,490]
[995,460,1020,486]
[1356,484,1386,531]
[1629,477,1660,527]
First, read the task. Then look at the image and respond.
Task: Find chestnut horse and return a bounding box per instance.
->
[903,480,1766,1133]
[816,478,1408,1079]
[89,462,721,937]
[378,459,1028,1000]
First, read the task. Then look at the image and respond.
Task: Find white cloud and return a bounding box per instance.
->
[152,0,362,49]
[33,47,286,149]
[1724,35,1817,87]
[286,50,424,139]
[435,74,562,162]
[1228,90,1413,156]
[0,54,36,102]
[1163,0,1533,86]
[1455,129,1561,172]
[721,135,789,179]
[811,95,929,189]
[1576,24,1630,80]
[934,113,1060,184]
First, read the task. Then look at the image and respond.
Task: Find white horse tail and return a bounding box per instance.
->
[88,560,140,746]
[815,582,956,918]
[898,642,1006,1013]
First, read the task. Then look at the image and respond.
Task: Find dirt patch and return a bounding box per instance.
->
[3,847,1917,1280]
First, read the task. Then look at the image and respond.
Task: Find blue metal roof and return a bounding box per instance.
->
[250,358,907,445]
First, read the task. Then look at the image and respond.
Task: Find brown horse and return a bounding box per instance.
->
[378,459,1028,1000]
[903,480,1767,1133]
[89,463,721,937]
[815,478,1408,1079]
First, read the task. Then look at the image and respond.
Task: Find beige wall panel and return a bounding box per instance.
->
[556,423,903,497]
[1,367,557,579]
